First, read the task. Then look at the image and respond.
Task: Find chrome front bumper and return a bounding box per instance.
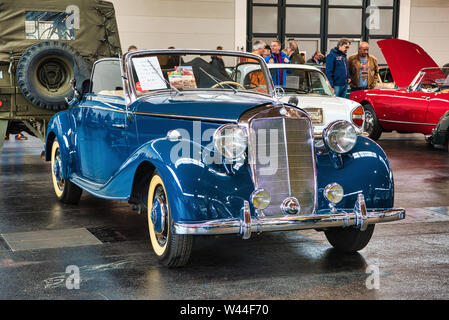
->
[173,194,406,239]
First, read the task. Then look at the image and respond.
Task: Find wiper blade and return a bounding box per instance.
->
[199,67,238,94]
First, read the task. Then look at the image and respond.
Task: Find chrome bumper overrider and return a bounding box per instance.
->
[173,194,406,240]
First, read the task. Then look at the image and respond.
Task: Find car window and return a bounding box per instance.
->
[310,71,333,96]
[270,68,332,96]
[91,60,124,98]
[380,68,394,83]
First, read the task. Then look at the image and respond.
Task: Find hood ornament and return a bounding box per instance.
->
[273,86,285,106]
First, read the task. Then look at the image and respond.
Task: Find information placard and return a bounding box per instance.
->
[133,57,167,91]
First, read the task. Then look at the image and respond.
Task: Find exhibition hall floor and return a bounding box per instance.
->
[0,133,448,299]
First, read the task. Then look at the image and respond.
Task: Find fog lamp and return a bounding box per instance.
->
[324,183,344,204]
[251,189,271,210]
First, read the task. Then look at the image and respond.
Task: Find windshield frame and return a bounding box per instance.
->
[121,49,275,105]
[409,67,449,92]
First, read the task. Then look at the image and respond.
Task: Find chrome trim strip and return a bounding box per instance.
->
[75,105,237,123]
[282,117,292,196]
[133,111,238,123]
[173,208,406,235]
[78,105,126,113]
[379,119,437,126]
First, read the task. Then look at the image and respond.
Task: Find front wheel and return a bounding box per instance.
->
[363,104,383,141]
[324,224,375,253]
[147,172,193,267]
[51,140,82,204]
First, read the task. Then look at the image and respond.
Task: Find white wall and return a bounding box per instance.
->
[408,0,449,66]
[109,0,236,52]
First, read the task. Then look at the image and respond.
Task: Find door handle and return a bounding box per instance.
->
[112,123,126,129]
[421,96,431,100]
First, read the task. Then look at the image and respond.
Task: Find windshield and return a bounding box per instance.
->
[413,67,449,92]
[130,52,270,96]
[269,67,333,96]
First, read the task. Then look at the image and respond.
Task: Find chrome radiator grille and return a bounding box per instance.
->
[249,117,316,216]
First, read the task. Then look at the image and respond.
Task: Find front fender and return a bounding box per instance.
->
[105,137,255,223]
[432,111,449,146]
[45,111,75,179]
[316,136,394,211]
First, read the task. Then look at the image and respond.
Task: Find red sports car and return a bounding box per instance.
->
[350,39,449,141]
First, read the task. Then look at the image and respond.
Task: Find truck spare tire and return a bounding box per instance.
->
[16,41,90,111]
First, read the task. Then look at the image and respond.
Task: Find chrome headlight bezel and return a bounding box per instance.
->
[213,124,248,160]
[323,120,358,154]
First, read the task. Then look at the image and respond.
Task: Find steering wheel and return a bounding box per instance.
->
[422,79,439,86]
[211,81,246,90]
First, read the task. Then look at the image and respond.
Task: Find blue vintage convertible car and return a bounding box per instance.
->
[45,49,405,267]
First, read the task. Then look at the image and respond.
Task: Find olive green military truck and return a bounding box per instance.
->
[0,0,121,150]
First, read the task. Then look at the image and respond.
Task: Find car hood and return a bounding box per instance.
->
[133,92,277,122]
[378,39,439,88]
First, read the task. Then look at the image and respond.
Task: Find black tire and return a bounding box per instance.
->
[147,172,193,267]
[51,140,82,204]
[324,224,375,253]
[362,103,383,141]
[16,41,90,111]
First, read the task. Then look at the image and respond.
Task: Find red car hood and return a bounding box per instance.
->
[378,39,439,88]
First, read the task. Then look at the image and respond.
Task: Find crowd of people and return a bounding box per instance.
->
[126,40,380,99]
[248,38,380,98]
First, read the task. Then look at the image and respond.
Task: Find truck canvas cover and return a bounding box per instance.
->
[0,0,121,63]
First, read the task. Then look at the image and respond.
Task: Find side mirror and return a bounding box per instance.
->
[81,79,91,95]
[288,96,299,106]
[65,79,82,107]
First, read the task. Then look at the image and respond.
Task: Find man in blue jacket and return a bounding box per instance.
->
[265,40,290,87]
[325,39,352,98]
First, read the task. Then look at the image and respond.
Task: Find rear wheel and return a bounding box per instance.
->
[147,172,193,267]
[324,224,375,253]
[51,140,82,204]
[362,103,383,141]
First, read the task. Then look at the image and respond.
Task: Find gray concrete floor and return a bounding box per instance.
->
[0,132,448,300]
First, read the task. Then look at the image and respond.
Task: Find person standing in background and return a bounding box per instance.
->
[348,42,379,91]
[325,38,352,97]
[307,51,324,65]
[251,40,266,57]
[210,45,227,76]
[284,40,304,64]
[263,45,271,59]
[127,45,138,52]
[265,40,291,86]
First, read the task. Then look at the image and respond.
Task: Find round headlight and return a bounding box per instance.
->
[324,183,344,204]
[251,189,271,210]
[323,120,358,153]
[214,124,247,160]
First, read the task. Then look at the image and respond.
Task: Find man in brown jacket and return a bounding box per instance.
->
[348,42,379,91]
